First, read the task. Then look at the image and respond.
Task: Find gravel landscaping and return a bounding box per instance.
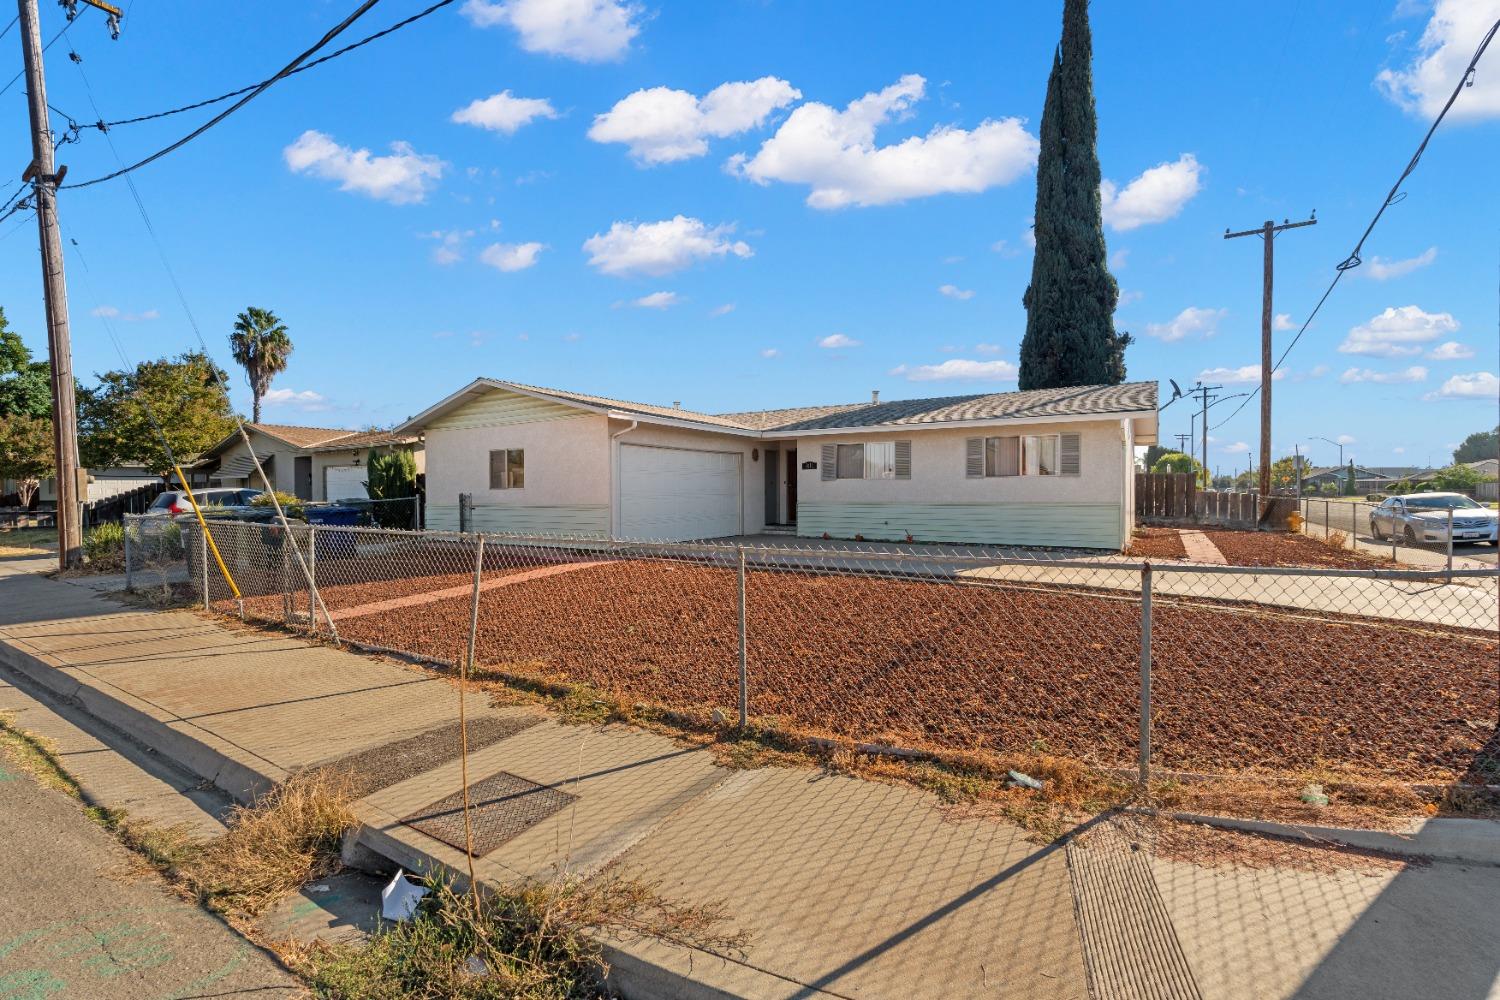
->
[1201,529,1394,570]
[298,558,1498,783]
[1125,528,1188,561]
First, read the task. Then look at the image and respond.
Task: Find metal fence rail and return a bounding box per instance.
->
[136,517,1498,792]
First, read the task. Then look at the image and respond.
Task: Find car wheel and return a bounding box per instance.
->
[1370,519,1383,541]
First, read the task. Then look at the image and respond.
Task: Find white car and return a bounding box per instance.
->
[1369,492,1499,545]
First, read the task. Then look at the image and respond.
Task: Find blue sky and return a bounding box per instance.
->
[2,0,1496,475]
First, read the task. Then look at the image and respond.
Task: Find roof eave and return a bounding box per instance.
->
[769,408,1159,438]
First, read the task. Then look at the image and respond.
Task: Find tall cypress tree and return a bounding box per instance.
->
[1018,0,1130,390]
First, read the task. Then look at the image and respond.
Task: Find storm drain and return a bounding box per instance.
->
[402,770,577,856]
[316,715,541,800]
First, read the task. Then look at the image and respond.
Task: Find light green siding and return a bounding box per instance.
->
[427,503,610,537]
[797,502,1122,549]
[428,390,583,431]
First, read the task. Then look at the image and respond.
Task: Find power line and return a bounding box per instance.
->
[59,0,382,191]
[94,0,457,130]
[1217,15,1500,428]
[0,14,18,43]
[0,7,86,100]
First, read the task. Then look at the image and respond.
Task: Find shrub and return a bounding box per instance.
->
[249,490,306,520]
[366,448,418,530]
[83,522,125,570]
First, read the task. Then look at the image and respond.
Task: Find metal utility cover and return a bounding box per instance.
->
[402,770,577,857]
[317,715,540,800]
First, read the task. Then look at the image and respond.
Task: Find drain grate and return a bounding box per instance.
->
[402,770,577,856]
[317,715,540,800]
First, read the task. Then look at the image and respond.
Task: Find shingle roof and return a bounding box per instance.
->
[501,381,759,430]
[718,381,1158,431]
[249,423,360,448]
[305,429,419,453]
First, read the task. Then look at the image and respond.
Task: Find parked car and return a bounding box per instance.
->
[145,488,263,518]
[1369,492,1499,545]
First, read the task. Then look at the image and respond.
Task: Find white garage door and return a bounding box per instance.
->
[619,445,741,541]
[324,465,369,501]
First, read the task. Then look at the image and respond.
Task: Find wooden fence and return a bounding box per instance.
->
[82,481,166,527]
[1135,473,1263,528]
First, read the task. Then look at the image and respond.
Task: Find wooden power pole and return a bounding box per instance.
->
[17,0,83,568]
[1194,382,1221,489]
[1224,215,1316,502]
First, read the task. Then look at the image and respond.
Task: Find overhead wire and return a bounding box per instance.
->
[1216,15,1500,429]
[0,7,86,100]
[59,0,382,190]
[95,0,457,129]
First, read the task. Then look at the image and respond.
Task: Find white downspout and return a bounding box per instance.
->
[609,415,639,540]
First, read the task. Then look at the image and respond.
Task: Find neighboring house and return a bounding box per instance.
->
[7,465,162,507]
[395,378,1159,550]
[1410,458,1500,501]
[1300,465,1423,493]
[196,423,423,501]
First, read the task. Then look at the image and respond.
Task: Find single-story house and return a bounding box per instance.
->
[394,378,1159,550]
[6,464,164,507]
[197,423,423,501]
[1300,465,1424,493]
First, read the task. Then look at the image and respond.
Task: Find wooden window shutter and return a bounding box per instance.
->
[821,443,836,481]
[1059,433,1081,476]
[965,437,984,478]
[488,450,506,490]
[894,440,912,479]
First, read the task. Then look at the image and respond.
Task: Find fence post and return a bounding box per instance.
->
[199,524,209,612]
[1350,501,1357,551]
[1446,508,1454,577]
[123,517,134,591]
[737,546,749,729]
[1138,562,1152,791]
[306,526,318,633]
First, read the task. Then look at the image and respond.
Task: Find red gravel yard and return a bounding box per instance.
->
[324,558,1497,783]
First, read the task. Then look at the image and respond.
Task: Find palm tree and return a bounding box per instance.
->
[229,307,293,423]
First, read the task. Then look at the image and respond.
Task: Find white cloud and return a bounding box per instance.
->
[710,303,736,317]
[1110,248,1129,270]
[760,348,780,359]
[938,283,975,300]
[460,0,640,62]
[262,388,329,411]
[1100,154,1202,231]
[1339,366,1428,384]
[423,228,473,265]
[451,90,558,134]
[1364,246,1438,280]
[632,290,679,309]
[730,74,1038,209]
[91,305,119,318]
[283,130,444,204]
[990,238,1021,257]
[1376,0,1500,121]
[889,358,1019,382]
[1145,306,1227,342]
[1425,371,1499,401]
[818,333,861,350]
[582,216,752,277]
[1116,288,1144,307]
[1335,434,1357,446]
[1426,340,1474,360]
[589,78,800,164]
[1339,304,1458,357]
[1197,364,1285,385]
[480,241,546,271]
[1222,441,1250,454]
[129,309,160,322]
[1273,313,1295,331]
[974,343,1002,354]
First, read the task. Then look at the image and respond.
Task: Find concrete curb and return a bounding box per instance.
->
[1149,809,1500,866]
[0,628,834,999]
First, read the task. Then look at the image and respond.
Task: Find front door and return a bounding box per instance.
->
[294,456,313,500]
[786,448,798,523]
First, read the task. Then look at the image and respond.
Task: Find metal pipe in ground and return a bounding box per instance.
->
[307,526,318,635]
[1447,508,1454,577]
[124,518,133,591]
[459,535,485,903]
[1138,562,1152,791]
[199,525,209,611]
[737,546,749,729]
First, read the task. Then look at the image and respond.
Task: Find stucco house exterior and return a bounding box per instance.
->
[197,423,423,501]
[396,378,1158,550]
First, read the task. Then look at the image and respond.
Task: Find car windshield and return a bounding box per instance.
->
[1404,495,1482,511]
[147,493,177,511]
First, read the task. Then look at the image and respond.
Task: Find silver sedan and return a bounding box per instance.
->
[1369,492,1499,545]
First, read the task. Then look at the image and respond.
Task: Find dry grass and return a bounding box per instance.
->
[0,712,81,796]
[1113,812,1423,875]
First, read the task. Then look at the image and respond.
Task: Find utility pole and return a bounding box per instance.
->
[1174,432,1191,455]
[18,0,81,569]
[1225,214,1316,501]
[1193,382,1221,490]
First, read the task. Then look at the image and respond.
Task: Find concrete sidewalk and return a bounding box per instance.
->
[2,556,1497,999]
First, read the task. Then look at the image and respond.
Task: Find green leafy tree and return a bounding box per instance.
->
[1453,426,1498,465]
[1018,0,1130,389]
[1150,451,1200,475]
[229,307,293,423]
[0,309,52,420]
[1140,443,1171,471]
[1428,463,1483,493]
[0,414,53,508]
[79,352,238,475]
[1343,461,1357,497]
[366,448,418,529]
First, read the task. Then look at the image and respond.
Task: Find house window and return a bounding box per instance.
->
[835,443,864,479]
[488,449,524,489]
[969,433,1080,478]
[864,441,896,479]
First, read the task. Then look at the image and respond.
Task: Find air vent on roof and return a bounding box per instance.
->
[871,390,880,403]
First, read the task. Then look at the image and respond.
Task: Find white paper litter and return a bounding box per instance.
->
[380,869,429,922]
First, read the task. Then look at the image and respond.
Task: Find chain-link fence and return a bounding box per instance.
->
[139,517,1499,795]
[1295,495,1499,568]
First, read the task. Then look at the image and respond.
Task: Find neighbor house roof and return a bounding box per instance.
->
[198,423,418,462]
[398,378,1159,439]
[304,429,418,453]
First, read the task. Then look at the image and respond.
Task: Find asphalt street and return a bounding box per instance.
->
[0,751,303,999]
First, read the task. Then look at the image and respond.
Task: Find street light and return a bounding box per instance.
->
[1310,435,1345,467]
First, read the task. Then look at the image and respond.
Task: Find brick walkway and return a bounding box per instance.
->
[1178,529,1227,564]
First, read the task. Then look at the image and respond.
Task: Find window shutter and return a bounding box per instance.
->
[1060,433,1081,476]
[488,450,506,490]
[821,443,836,481]
[965,437,984,478]
[894,440,911,479]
